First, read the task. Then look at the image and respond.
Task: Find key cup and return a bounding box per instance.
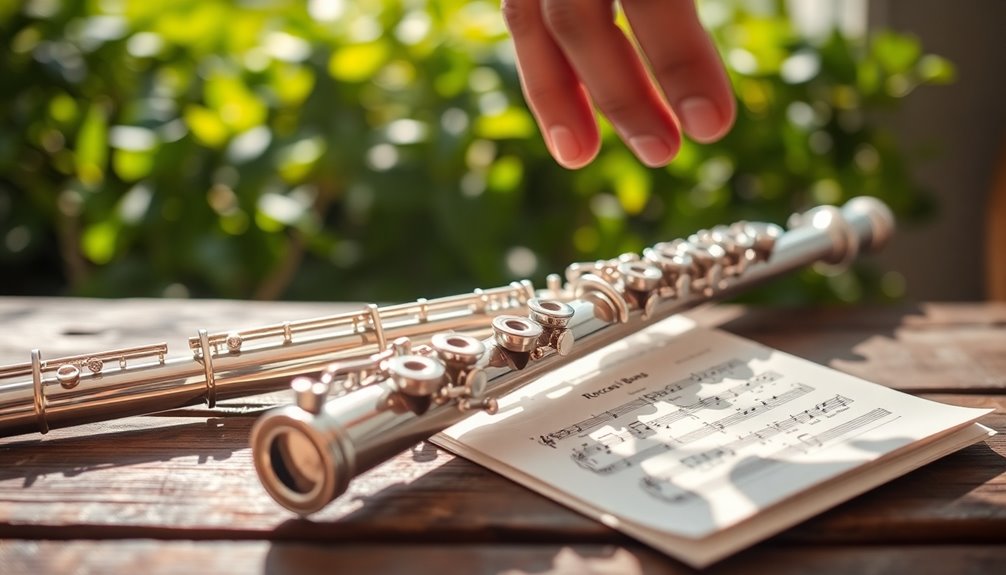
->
[527,298,574,328]
[491,315,543,353]
[387,355,446,397]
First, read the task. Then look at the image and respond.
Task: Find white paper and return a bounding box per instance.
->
[435,316,992,564]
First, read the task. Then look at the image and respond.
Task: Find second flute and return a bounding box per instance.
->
[0,284,536,437]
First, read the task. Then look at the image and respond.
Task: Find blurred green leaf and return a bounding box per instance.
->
[474,108,535,140]
[487,155,523,193]
[184,105,229,148]
[917,55,956,84]
[75,104,108,185]
[872,31,922,74]
[49,93,79,126]
[277,136,326,182]
[271,65,316,107]
[328,42,390,82]
[602,153,651,216]
[82,220,119,264]
[112,149,155,181]
[205,73,268,133]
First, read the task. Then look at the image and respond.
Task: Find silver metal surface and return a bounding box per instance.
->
[251,197,896,515]
[0,283,537,437]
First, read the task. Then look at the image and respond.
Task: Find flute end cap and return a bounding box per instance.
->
[843,196,895,253]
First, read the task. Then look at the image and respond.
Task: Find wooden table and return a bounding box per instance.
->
[0,299,1003,574]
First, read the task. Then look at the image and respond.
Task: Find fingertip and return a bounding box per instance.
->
[628,134,679,168]
[678,96,734,144]
[547,124,600,169]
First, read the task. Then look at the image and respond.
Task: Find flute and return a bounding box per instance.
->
[250,196,894,515]
[0,284,539,437]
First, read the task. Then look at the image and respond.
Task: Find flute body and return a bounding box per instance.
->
[251,197,895,515]
[0,284,537,437]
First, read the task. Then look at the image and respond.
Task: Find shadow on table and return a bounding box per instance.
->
[0,417,247,487]
[712,304,927,367]
[261,542,677,575]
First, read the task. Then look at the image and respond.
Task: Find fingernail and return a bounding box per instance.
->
[679,97,723,143]
[628,135,673,167]
[548,125,582,168]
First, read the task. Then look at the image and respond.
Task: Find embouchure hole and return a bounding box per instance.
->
[505,319,527,331]
[630,264,647,274]
[541,301,561,311]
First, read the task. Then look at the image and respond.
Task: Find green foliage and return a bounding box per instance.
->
[0,0,953,303]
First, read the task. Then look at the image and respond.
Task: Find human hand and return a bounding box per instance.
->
[502,0,735,169]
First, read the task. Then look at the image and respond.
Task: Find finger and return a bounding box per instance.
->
[501,0,600,169]
[541,0,681,167]
[622,0,735,143]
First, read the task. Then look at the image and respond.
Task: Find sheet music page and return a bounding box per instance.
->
[436,316,991,539]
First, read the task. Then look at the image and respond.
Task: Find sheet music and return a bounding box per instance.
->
[436,316,991,541]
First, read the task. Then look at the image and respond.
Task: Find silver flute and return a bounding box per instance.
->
[250,196,895,515]
[0,284,541,437]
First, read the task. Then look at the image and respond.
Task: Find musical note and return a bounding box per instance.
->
[537,434,557,449]
[680,447,733,470]
[688,358,746,383]
[640,473,698,504]
[628,420,655,439]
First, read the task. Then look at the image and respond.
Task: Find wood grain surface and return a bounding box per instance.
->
[0,299,1004,574]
